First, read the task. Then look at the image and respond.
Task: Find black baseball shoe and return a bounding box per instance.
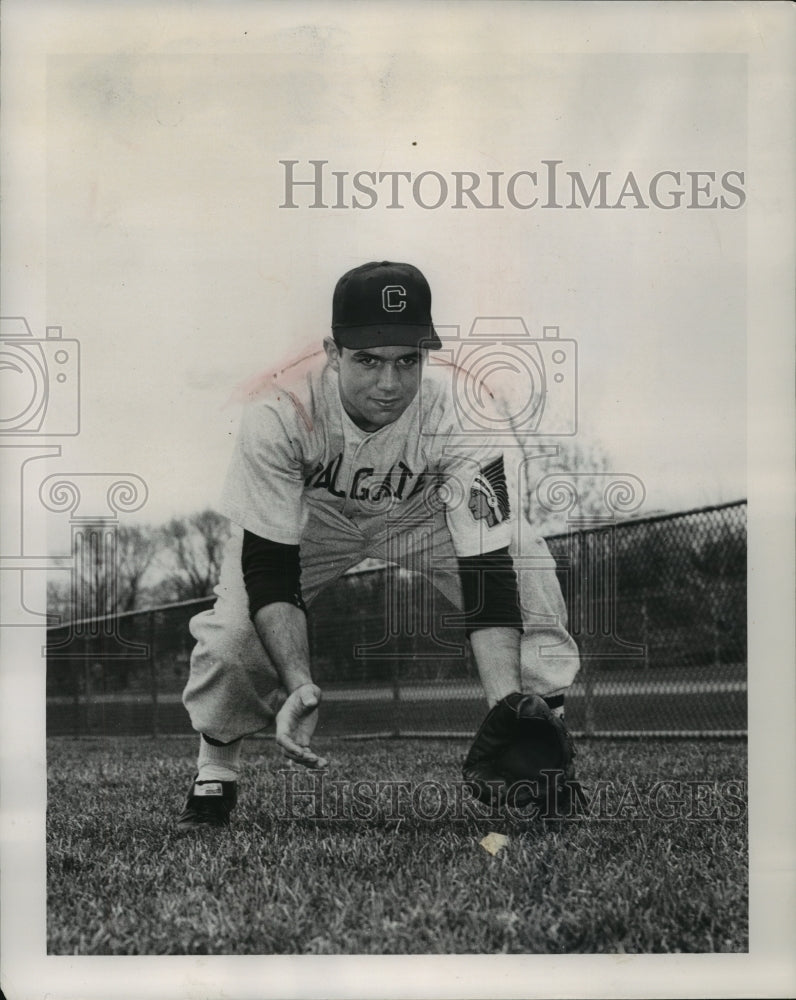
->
[176,775,238,830]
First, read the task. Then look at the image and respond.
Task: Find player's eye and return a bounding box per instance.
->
[397,356,419,368]
[355,355,379,367]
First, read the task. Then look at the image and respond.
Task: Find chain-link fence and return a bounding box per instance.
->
[46,500,746,739]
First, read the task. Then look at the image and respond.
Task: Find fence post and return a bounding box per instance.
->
[582,659,595,736]
[149,609,159,736]
[83,659,92,734]
[392,657,401,738]
[642,597,649,670]
[72,663,81,736]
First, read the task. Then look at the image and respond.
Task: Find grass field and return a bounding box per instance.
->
[47,736,747,955]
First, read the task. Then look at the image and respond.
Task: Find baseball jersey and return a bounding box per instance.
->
[219,356,514,558]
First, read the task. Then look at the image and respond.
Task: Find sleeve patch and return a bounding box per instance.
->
[468,456,510,527]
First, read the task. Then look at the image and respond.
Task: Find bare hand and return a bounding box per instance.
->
[275,683,328,769]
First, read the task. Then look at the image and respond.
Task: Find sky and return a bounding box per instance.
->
[1,5,794,999]
[5,8,750,538]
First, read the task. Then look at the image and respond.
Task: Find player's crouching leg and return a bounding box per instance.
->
[176,735,242,831]
[176,602,283,831]
[510,535,582,817]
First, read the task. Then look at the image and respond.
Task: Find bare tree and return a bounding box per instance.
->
[519,437,615,535]
[47,575,73,625]
[158,510,231,601]
[115,524,161,611]
[47,522,161,622]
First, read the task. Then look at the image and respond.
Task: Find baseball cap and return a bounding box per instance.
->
[331,261,442,350]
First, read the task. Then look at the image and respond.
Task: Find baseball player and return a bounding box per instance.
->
[177,261,580,829]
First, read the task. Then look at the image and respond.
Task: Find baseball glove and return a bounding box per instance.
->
[463,692,576,811]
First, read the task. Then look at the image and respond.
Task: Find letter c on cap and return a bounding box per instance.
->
[382,285,406,312]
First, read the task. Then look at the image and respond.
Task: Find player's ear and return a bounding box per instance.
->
[324,336,342,372]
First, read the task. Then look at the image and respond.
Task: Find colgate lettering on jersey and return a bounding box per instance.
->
[305,453,432,504]
[304,453,347,497]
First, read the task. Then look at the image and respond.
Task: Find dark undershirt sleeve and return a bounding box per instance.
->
[241,529,306,620]
[456,546,523,638]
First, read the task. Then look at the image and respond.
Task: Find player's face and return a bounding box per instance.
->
[324,339,424,432]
